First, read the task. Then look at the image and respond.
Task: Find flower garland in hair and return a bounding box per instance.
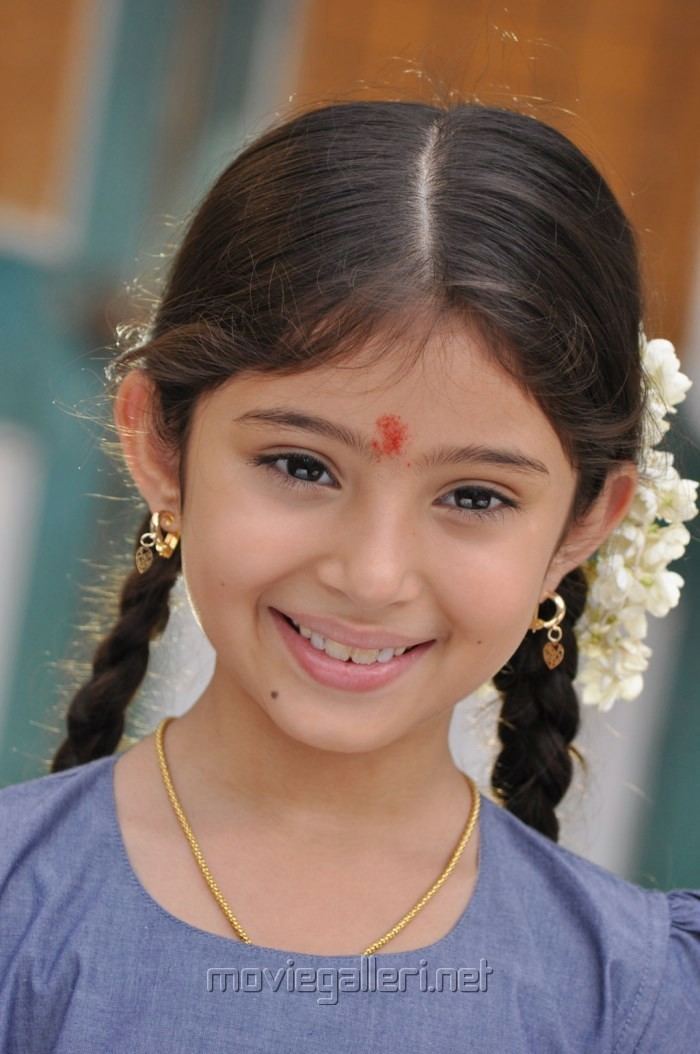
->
[575,333,698,711]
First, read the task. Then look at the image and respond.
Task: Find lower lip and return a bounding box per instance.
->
[269,608,436,693]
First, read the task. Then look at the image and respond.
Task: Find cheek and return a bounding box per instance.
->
[439,541,549,666]
[179,487,312,624]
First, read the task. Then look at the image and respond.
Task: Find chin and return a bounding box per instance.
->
[262,697,408,756]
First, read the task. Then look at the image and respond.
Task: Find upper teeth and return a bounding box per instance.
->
[290,618,409,664]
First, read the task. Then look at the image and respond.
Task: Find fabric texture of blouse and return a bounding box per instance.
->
[0,751,698,1054]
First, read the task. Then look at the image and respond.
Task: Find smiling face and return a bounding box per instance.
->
[116,317,636,757]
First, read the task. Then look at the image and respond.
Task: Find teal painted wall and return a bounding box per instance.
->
[633,411,700,887]
[0,0,265,783]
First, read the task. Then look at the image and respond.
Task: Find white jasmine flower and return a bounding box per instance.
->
[476,333,698,714]
[575,333,697,710]
[641,568,684,618]
[644,338,692,408]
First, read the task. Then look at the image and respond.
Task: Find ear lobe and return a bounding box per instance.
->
[541,463,638,598]
[113,370,181,515]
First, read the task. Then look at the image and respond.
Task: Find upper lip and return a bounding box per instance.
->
[276,609,433,650]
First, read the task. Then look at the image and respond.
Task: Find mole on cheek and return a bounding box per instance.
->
[370,413,409,458]
[270,690,279,699]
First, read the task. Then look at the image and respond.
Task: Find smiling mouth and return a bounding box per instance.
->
[280,613,425,656]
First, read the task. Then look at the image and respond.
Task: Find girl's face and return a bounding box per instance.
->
[125,321,633,755]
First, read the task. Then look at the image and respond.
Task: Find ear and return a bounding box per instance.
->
[541,463,638,599]
[113,370,181,518]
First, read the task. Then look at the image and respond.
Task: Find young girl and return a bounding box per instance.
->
[1,100,698,1053]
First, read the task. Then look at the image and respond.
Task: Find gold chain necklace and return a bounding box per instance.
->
[155,715,480,956]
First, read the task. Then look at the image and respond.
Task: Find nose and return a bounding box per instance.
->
[316,502,423,607]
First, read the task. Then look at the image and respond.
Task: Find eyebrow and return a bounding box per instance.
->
[235,407,550,476]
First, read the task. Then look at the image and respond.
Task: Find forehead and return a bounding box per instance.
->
[209,322,565,456]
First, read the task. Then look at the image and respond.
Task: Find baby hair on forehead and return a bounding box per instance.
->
[54,98,656,844]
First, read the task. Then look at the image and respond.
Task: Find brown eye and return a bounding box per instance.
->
[438,485,518,521]
[249,452,336,489]
[456,487,499,510]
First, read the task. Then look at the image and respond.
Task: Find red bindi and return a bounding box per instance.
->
[370,414,409,458]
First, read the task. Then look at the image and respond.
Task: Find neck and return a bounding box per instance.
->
[161,670,472,841]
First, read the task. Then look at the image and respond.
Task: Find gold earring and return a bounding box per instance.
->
[529,591,566,670]
[135,510,180,574]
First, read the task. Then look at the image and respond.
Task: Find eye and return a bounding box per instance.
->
[437,486,517,521]
[248,452,336,489]
[248,452,519,521]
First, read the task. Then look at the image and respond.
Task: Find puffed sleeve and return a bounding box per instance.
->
[631,890,700,1052]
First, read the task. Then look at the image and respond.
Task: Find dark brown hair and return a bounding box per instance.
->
[51,100,646,842]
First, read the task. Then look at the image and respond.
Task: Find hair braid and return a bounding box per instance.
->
[51,510,181,772]
[490,567,589,841]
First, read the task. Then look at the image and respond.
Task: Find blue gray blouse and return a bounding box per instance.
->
[0,751,698,1053]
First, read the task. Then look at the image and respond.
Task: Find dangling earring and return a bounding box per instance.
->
[529,591,566,670]
[135,510,180,574]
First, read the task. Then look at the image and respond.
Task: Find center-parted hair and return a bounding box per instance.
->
[51,100,646,842]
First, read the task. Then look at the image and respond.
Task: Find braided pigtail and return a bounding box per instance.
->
[490,567,589,842]
[50,510,181,772]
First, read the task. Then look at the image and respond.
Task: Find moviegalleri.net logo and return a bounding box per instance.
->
[206,956,494,1006]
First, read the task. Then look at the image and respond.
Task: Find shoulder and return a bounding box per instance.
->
[631,888,700,1053]
[481,795,700,1053]
[0,755,127,1048]
[0,755,118,904]
[482,792,660,927]
[0,755,116,850]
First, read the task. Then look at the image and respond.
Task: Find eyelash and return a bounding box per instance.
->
[247,452,520,522]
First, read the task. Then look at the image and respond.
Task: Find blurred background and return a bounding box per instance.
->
[1,0,699,888]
